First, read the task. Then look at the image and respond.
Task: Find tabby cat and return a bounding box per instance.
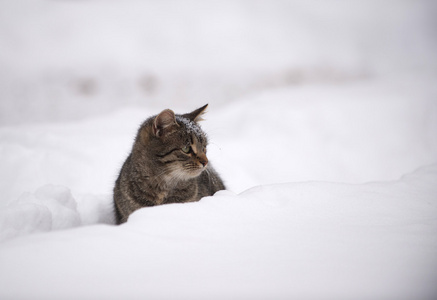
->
[113,104,225,224]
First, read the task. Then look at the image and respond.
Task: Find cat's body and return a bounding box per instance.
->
[113,104,225,224]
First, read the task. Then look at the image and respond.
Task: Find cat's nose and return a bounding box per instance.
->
[198,155,208,167]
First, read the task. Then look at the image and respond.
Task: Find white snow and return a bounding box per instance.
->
[0,165,436,300]
[1,76,437,299]
[1,0,437,299]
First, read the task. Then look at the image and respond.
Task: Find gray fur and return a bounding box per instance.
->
[113,104,225,224]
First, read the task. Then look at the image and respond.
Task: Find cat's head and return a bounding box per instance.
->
[138,104,210,179]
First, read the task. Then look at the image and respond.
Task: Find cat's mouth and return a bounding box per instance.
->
[183,162,207,178]
[165,162,206,181]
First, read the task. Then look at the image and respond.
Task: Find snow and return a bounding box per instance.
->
[1,76,437,299]
[175,115,205,138]
[1,0,437,299]
[0,165,436,300]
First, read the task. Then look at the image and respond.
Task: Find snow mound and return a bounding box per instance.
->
[0,185,114,242]
[0,164,436,300]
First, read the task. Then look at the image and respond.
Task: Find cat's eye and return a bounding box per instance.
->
[181,145,191,154]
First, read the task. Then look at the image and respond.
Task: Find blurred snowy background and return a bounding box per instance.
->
[1,1,437,299]
[1,0,436,124]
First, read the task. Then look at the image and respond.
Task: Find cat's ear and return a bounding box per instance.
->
[183,104,208,123]
[153,109,177,137]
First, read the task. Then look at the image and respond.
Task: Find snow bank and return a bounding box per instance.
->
[0,185,113,242]
[0,77,436,297]
[0,164,436,300]
[0,185,79,241]
[206,75,437,190]
[1,74,436,243]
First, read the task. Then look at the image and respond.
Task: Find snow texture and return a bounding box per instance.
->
[1,0,437,299]
[1,78,437,299]
[175,115,205,138]
[0,165,436,300]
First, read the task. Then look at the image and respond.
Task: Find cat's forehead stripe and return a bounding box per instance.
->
[191,134,203,155]
[191,134,198,154]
